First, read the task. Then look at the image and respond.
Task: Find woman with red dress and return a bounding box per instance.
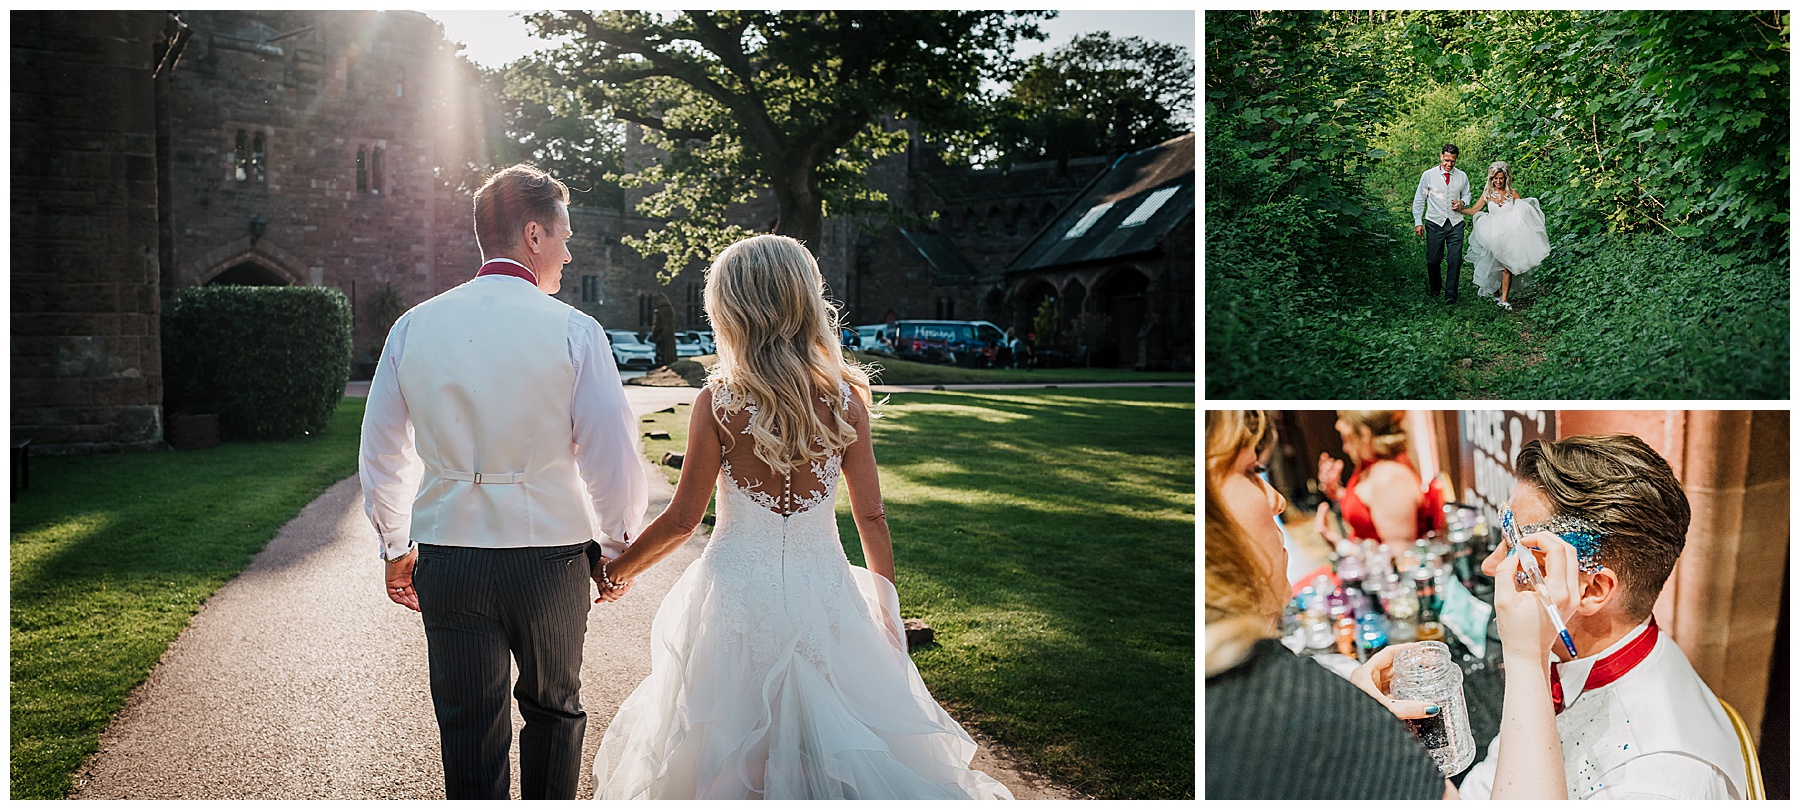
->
[1314,410,1443,549]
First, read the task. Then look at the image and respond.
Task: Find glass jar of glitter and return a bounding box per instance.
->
[1388,641,1476,776]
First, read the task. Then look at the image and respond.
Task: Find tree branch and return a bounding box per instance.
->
[566,10,790,169]
[613,107,717,143]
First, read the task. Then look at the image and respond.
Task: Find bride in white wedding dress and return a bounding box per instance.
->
[588,234,1013,800]
[1461,161,1551,310]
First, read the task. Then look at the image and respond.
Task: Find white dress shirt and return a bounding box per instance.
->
[1458,619,1743,800]
[1413,165,1471,228]
[359,272,648,561]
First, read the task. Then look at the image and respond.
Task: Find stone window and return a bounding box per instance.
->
[685,283,702,327]
[581,275,599,303]
[251,132,266,184]
[234,129,249,182]
[356,147,367,193]
[935,297,955,319]
[638,293,653,328]
[371,147,384,195]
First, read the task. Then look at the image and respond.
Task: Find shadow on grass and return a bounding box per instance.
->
[836,389,1194,799]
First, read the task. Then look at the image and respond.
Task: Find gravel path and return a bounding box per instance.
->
[70,388,1069,799]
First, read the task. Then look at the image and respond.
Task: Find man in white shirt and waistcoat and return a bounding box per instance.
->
[1412,143,1470,303]
[359,164,649,799]
[1458,434,1745,800]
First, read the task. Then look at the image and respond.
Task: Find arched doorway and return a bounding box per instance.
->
[1062,279,1090,364]
[1017,279,1058,336]
[1094,268,1149,366]
[207,262,290,286]
[983,286,1006,324]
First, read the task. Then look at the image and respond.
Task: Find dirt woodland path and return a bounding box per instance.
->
[70,387,1075,800]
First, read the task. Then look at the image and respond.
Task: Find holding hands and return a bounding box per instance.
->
[593,554,635,603]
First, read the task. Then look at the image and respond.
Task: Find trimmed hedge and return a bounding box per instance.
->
[162,286,353,440]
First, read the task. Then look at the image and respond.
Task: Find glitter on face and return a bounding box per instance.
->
[1501,505,1606,573]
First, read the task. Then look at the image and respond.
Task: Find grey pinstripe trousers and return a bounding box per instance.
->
[413,541,597,800]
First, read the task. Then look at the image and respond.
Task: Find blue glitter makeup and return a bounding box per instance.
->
[1501,505,1606,573]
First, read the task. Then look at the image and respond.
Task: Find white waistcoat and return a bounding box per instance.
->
[397,279,597,548]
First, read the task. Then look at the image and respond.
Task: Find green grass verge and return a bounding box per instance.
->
[10,399,366,799]
[646,389,1195,799]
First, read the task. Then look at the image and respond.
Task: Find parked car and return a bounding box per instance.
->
[884,320,1007,366]
[607,329,657,369]
[852,323,891,353]
[673,332,706,358]
[681,330,716,355]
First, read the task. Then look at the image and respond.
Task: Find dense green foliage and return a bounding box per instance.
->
[11,399,364,798]
[514,11,1049,278]
[987,32,1193,168]
[163,286,353,439]
[1206,10,1789,397]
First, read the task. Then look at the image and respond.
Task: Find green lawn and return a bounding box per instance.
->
[10,399,366,799]
[640,389,1196,799]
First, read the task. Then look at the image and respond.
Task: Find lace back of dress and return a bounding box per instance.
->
[712,380,850,516]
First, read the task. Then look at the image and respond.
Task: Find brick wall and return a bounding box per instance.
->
[12,11,168,452]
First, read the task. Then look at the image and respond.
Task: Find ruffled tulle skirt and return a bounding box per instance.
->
[1467,197,1551,297]
[592,538,1013,799]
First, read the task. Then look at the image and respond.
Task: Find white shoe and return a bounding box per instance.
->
[1498,300,1513,310]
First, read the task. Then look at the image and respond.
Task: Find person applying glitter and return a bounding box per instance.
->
[1455,434,1745,800]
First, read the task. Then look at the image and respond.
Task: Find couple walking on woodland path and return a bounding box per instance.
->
[1413,143,1552,310]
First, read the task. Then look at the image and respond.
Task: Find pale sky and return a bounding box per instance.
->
[422,10,1195,71]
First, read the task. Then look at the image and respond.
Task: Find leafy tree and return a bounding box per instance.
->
[989,32,1193,167]
[516,10,1049,280]
[496,60,628,211]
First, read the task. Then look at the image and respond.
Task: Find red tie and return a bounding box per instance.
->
[1444,171,1451,185]
[1550,661,1565,714]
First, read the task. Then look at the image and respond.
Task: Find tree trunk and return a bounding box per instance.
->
[771,165,826,254]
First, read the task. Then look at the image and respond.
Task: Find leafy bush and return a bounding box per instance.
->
[163,286,353,440]
[1406,10,1789,261]
[1516,233,1788,397]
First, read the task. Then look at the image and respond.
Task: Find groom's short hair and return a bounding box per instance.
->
[1515,434,1689,621]
[1441,143,1460,157]
[473,164,570,258]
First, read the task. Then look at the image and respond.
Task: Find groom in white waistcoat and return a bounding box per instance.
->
[359,163,648,799]
[1412,142,1470,303]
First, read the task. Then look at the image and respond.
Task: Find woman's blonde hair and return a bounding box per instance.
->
[703,235,875,472]
[1487,161,1512,194]
[1205,410,1285,676]
[1338,410,1410,462]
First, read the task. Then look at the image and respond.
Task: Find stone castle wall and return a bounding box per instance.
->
[12,11,168,452]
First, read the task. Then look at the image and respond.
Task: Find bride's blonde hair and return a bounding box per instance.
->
[703,234,876,473]
[1488,161,1512,193]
